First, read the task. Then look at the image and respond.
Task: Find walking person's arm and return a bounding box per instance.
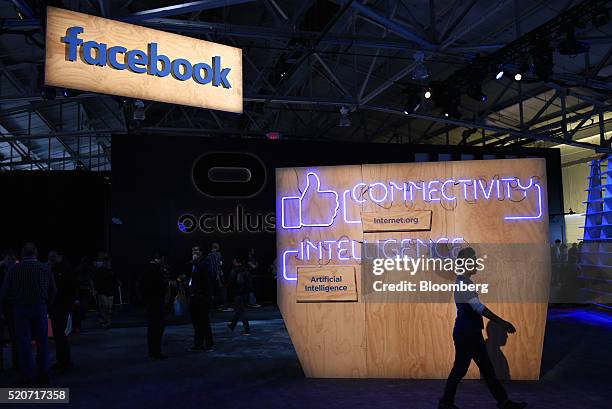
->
[481,306,516,333]
[465,295,516,333]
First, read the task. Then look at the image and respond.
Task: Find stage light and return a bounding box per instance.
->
[402,86,421,114]
[533,42,554,81]
[495,70,504,80]
[514,72,522,81]
[434,83,461,119]
[411,51,429,80]
[403,97,421,114]
[467,82,487,103]
[339,106,351,127]
[424,89,432,99]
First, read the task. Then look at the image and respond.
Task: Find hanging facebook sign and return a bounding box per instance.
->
[45,7,243,112]
[62,27,232,89]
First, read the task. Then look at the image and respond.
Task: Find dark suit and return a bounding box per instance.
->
[141,262,168,357]
[189,259,213,349]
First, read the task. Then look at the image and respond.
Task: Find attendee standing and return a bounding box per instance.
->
[73,256,94,333]
[0,243,56,386]
[188,247,214,352]
[0,250,18,370]
[246,248,261,308]
[439,247,526,409]
[48,250,76,372]
[141,253,169,360]
[206,243,230,311]
[227,258,251,335]
[92,253,116,329]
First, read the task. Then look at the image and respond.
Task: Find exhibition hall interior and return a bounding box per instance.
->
[1,0,612,408]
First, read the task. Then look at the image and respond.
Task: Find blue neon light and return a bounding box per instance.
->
[343,190,362,224]
[504,181,543,220]
[280,172,340,229]
[281,174,543,229]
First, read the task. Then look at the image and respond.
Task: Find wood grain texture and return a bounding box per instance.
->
[45,7,242,112]
[277,158,549,380]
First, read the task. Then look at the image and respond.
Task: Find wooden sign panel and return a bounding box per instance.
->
[277,158,550,380]
[361,210,432,232]
[296,266,358,302]
[45,7,242,113]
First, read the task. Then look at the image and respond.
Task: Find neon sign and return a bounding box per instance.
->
[278,169,545,281]
[281,237,466,281]
[280,172,543,230]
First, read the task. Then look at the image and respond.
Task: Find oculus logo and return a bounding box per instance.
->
[192,152,266,197]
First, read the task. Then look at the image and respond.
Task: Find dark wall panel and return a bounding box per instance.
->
[0,172,110,263]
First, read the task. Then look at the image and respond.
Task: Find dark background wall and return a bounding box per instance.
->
[111,135,564,303]
[0,171,110,263]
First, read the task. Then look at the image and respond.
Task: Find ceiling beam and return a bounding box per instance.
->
[119,0,255,23]
[349,2,434,49]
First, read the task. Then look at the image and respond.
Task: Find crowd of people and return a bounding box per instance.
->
[138,243,261,358]
[0,241,270,386]
[0,244,120,385]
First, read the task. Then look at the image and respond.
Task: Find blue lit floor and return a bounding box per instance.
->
[1,305,611,409]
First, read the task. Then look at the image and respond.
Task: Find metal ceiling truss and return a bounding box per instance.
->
[1,0,612,172]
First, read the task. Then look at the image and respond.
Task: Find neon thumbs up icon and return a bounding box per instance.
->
[281,172,340,229]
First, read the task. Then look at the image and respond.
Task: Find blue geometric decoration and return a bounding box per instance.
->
[579,159,612,309]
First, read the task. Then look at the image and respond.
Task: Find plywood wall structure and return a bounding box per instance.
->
[277,158,550,379]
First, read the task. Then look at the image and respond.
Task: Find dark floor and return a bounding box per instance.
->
[1,305,611,409]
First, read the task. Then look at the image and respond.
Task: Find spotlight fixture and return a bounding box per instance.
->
[133,99,145,121]
[411,51,429,81]
[424,89,432,99]
[466,81,487,103]
[514,72,522,81]
[533,41,555,81]
[434,82,461,119]
[339,106,351,127]
[402,90,421,114]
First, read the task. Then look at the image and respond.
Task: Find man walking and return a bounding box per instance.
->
[439,247,527,409]
[0,243,56,386]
